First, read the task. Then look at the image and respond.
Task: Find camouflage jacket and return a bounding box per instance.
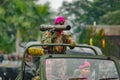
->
[41,31,75,54]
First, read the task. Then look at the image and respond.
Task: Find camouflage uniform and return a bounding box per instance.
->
[41,31,75,54]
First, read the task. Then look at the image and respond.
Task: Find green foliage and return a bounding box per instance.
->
[59,0,120,27]
[0,0,53,53]
[92,0,120,24]
[100,10,120,24]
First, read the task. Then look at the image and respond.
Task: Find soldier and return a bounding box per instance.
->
[41,16,76,54]
[73,61,91,80]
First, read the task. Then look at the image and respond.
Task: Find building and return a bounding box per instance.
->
[91,25,120,58]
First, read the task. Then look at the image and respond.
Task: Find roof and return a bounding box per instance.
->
[87,25,120,36]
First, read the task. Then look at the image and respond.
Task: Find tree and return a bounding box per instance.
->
[58,0,120,31]
[0,0,53,53]
[100,10,120,24]
[90,0,120,24]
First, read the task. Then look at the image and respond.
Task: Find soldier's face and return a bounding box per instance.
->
[80,67,90,76]
[57,21,64,25]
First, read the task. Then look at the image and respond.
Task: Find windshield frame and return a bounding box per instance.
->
[40,54,120,80]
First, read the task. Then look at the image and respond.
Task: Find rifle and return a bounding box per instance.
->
[40,24,71,31]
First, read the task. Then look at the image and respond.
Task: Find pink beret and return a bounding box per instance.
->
[54,16,65,24]
[79,61,90,69]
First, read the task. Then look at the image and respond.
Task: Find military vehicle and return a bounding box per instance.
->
[15,42,120,80]
[0,60,21,80]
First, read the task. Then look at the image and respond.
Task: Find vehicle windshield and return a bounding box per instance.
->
[45,58,119,80]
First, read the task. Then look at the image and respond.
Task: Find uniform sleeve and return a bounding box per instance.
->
[41,31,52,43]
[66,34,76,49]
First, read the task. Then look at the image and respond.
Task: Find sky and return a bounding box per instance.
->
[37,0,73,10]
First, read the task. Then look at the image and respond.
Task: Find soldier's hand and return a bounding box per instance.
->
[32,76,40,80]
[69,42,76,49]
